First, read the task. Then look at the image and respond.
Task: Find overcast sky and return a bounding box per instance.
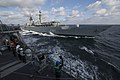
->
[0,0,120,24]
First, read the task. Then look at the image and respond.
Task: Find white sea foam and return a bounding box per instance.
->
[80,46,94,55]
[21,29,95,39]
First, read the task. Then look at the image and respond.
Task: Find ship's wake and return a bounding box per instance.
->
[21,29,95,39]
[94,26,120,72]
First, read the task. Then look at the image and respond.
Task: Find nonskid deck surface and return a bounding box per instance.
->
[2,63,74,80]
[0,50,27,78]
[0,50,18,67]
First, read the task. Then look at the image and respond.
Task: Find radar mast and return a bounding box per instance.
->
[39,10,42,24]
[29,14,33,26]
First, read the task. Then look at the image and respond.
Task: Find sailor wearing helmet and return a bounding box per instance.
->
[19,48,26,63]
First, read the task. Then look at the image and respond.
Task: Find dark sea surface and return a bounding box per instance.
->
[22,26,120,80]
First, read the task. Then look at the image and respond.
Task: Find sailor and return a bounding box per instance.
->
[0,51,2,56]
[4,38,10,51]
[16,46,22,60]
[14,37,19,45]
[19,48,26,63]
[32,55,40,73]
[10,40,16,57]
[54,61,61,80]
[54,55,64,80]
[59,56,63,70]
[16,43,20,53]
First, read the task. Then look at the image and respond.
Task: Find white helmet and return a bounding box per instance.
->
[19,48,23,51]
[17,45,20,47]
[24,49,32,54]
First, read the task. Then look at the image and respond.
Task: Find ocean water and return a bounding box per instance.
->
[21,26,120,80]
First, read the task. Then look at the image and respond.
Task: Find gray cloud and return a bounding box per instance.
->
[87,1,102,11]
[0,11,14,17]
[81,15,120,24]
[0,0,46,24]
[1,0,120,24]
[102,0,120,6]
[51,7,66,16]
[0,0,46,8]
[84,0,120,24]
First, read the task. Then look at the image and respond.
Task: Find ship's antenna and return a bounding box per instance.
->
[29,13,33,26]
[29,14,33,21]
[39,10,42,24]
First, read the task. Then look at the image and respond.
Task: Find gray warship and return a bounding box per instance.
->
[24,11,111,37]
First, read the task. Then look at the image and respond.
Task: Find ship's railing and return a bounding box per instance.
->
[14,53,77,80]
[17,53,81,80]
[0,24,21,33]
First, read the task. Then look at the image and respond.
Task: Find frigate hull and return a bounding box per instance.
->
[24,25,111,37]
